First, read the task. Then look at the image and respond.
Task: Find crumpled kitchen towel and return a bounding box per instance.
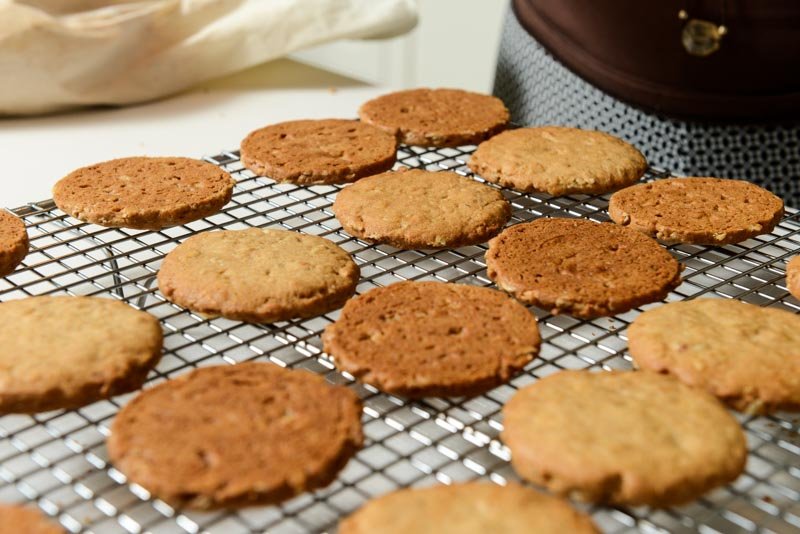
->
[0,0,417,115]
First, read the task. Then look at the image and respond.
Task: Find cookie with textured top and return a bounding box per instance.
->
[339,482,599,534]
[485,218,682,318]
[609,177,784,244]
[322,281,539,397]
[358,88,509,147]
[0,211,28,277]
[53,157,234,230]
[0,296,162,414]
[467,126,647,196]
[240,119,397,185]
[333,169,510,249]
[628,298,800,414]
[158,228,359,322]
[108,362,363,509]
[502,370,747,507]
[0,505,64,534]
[786,256,800,300]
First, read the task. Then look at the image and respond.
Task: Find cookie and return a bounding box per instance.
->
[467,126,648,196]
[485,218,682,318]
[609,177,784,244]
[628,298,800,414]
[333,169,511,249]
[53,157,235,230]
[0,296,162,414]
[0,505,63,534]
[108,362,363,509]
[358,88,509,147]
[502,370,747,507]
[322,281,539,398]
[787,256,800,300]
[339,482,599,534]
[158,228,359,322]
[0,211,28,277]
[240,119,397,185]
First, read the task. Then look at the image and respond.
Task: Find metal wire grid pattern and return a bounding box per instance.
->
[0,144,798,534]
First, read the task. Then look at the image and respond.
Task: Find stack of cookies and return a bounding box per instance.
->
[0,85,797,533]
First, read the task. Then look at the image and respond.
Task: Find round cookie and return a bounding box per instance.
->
[53,157,235,230]
[358,88,509,147]
[339,482,599,534]
[0,505,63,534]
[240,119,397,185]
[609,177,784,245]
[333,169,511,249]
[628,298,800,414]
[485,218,682,318]
[157,228,359,322]
[502,370,747,507]
[0,296,162,414]
[108,362,363,509]
[787,256,800,300]
[0,211,28,277]
[322,281,540,398]
[467,126,647,196]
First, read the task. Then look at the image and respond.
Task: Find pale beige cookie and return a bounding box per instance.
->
[628,298,800,413]
[787,256,800,300]
[108,362,363,509]
[322,281,539,397]
[0,505,63,534]
[609,177,784,244]
[502,370,747,507]
[0,296,162,414]
[468,126,647,196]
[333,169,511,249]
[240,119,397,185]
[485,218,682,318]
[358,88,509,147]
[157,228,359,322]
[339,482,599,534]
[0,211,28,277]
[53,157,235,230]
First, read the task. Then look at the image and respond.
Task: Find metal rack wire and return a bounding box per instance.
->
[0,143,798,534]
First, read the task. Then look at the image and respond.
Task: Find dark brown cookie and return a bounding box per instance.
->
[787,255,800,300]
[333,169,511,249]
[322,281,540,398]
[53,157,235,230]
[0,211,28,277]
[358,88,509,147]
[485,218,682,318]
[609,177,784,244]
[0,505,63,534]
[107,362,363,509]
[240,119,397,185]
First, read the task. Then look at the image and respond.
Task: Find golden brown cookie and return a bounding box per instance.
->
[787,256,800,300]
[158,228,359,322]
[240,119,397,185]
[358,88,509,147]
[53,157,235,230]
[339,482,599,534]
[609,178,784,244]
[485,218,682,318]
[108,362,363,509]
[0,505,63,534]
[628,298,800,414]
[322,281,539,398]
[0,211,28,277]
[333,169,511,249]
[467,126,647,196]
[0,296,162,414]
[502,370,747,507]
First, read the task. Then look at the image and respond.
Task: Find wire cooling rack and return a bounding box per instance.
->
[0,143,798,534]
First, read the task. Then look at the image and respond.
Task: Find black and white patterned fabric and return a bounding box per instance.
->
[493,7,800,207]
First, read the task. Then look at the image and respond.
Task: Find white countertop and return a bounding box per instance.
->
[0,59,386,208]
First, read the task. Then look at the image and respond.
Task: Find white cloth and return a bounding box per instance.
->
[0,0,417,115]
